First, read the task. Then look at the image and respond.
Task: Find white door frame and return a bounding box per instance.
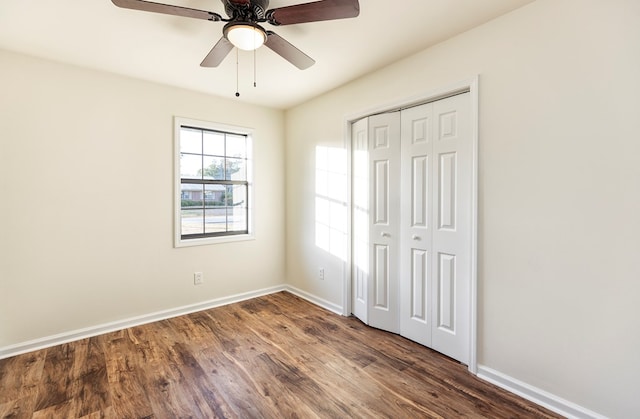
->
[342,76,479,374]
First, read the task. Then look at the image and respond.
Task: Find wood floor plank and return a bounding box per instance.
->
[0,399,33,419]
[76,405,116,419]
[103,330,155,419]
[169,344,236,419]
[0,350,45,406]
[31,399,77,418]
[128,322,212,419]
[0,292,562,419]
[67,337,112,418]
[0,350,44,418]
[33,344,76,412]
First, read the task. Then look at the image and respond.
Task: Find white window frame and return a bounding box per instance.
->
[174,117,254,248]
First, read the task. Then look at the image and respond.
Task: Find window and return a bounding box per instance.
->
[174,117,253,247]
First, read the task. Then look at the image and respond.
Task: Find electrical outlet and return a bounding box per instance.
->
[194,272,203,285]
[318,268,325,280]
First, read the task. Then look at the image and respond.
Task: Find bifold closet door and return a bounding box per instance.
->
[399,102,434,348]
[367,112,401,334]
[351,92,471,364]
[399,93,472,364]
[352,112,401,334]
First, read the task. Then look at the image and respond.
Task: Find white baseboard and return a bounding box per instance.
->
[477,365,607,419]
[0,284,288,360]
[284,285,344,315]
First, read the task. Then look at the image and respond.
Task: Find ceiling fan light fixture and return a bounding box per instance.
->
[224,23,267,51]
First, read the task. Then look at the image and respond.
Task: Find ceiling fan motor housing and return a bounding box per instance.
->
[224,0,270,21]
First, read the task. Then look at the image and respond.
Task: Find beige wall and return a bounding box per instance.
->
[285,0,640,416]
[0,50,286,346]
[2,0,639,416]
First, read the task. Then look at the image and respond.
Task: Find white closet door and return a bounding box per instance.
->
[430,93,471,364]
[352,118,369,323]
[399,93,471,364]
[351,92,472,364]
[400,102,434,348]
[367,112,401,334]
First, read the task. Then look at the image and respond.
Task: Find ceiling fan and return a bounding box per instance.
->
[111,0,360,70]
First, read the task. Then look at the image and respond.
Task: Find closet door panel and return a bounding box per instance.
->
[400,103,433,347]
[374,244,390,308]
[431,93,471,364]
[411,156,428,228]
[367,112,401,334]
[410,248,428,321]
[351,118,369,323]
[438,152,457,231]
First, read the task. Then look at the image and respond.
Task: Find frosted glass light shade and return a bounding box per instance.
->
[226,24,267,51]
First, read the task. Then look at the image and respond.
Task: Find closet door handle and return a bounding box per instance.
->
[412,235,421,241]
[381,232,390,238]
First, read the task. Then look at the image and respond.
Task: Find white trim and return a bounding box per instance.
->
[173,116,255,248]
[0,285,287,360]
[343,77,476,123]
[468,76,479,374]
[343,76,480,373]
[174,233,256,248]
[284,285,344,315]
[477,366,608,419]
[342,116,354,317]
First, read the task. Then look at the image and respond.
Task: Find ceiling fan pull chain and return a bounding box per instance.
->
[235,48,240,97]
[254,47,257,88]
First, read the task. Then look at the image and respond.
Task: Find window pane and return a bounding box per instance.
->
[181,209,204,235]
[180,128,202,154]
[204,184,225,207]
[202,156,225,180]
[181,184,203,208]
[203,131,225,156]
[226,157,246,180]
[228,206,247,232]
[205,208,226,234]
[226,134,247,159]
[227,184,247,207]
[180,154,202,179]
[227,185,248,232]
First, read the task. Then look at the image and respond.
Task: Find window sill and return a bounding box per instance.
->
[174,233,255,248]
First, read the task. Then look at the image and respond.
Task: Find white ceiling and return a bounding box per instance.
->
[0,0,534,109]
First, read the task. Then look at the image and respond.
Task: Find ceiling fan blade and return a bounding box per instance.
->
[111,0,222,21]
[200,37,234,67]
[266,0,359,26]
[264,31,315,70]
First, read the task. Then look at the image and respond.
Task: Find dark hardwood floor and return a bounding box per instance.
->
[0,292,561,418]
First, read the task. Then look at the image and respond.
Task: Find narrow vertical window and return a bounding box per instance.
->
[175,118,253,247]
